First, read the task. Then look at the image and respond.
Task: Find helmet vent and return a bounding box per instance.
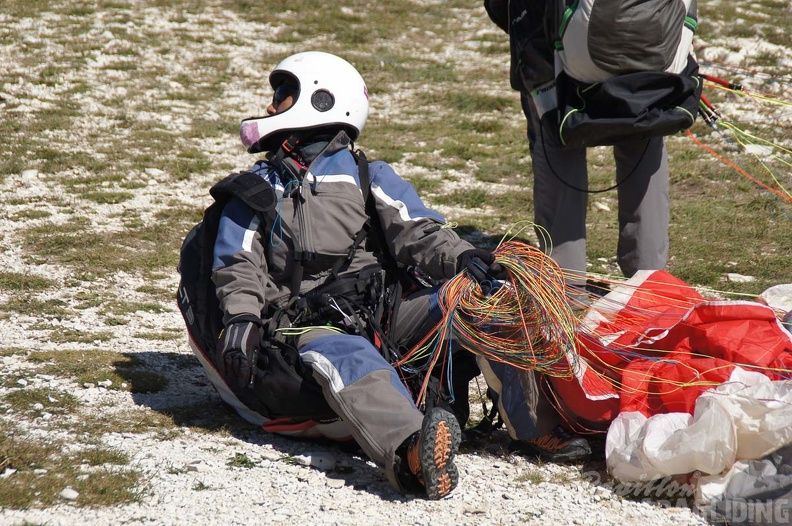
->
[311,89,335,112]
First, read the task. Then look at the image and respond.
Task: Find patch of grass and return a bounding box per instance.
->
[1,297,72,319]
[28,350,169,394]
[75,408,179,437]
[166,464,187,475]
[49,329,114,344]
[170,148,214,180]
[188,117,236,139]
[103,315,130,326]
[516,469,546,484]
[434,188,489,209]
[73,290,113,310]
[407,175,443,195]
[30,348,137,370]
[548,470,577,485]
[70,468,144,507]
[2,387,80,415]
[427,92,516,114]
[4,0,55,17]
[227,452,258,469]
[277,454,300,466]
[107,301,171,315]
[0,375,31,389]
[0,272,56,292]
[0,347,28,358]
[0,420,143,509]
[21,213,189,276]
[82,191,135,205]
[9,209,52,220]
[120,180,148,190]
[133,330,183,341]
[135,284,174,301]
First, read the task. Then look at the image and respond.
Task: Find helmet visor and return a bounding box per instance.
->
[272,82,299,107]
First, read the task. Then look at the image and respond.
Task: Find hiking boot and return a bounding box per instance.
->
[514,425,592,463]
[404,407,462,500]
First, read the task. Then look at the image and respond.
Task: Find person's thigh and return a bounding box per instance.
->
[614,136,669,276]
[526,98,589,282]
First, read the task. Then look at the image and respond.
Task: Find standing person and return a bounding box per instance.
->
[479,0,699,461]
[484,0,676,303]
[187,50,592,501]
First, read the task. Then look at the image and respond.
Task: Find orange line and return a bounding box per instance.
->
[685,130,792,204]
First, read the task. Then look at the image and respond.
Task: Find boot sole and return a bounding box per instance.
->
[420,408,462,500]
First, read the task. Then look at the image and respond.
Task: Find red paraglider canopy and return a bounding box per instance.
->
[549,270,792,427]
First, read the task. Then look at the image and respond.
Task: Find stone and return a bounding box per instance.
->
[59,487,79,500]
[725,273,755,283]
[326,478,346,489]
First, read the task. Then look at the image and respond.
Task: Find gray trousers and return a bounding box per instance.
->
[523,94,670,285]
[294,284,562,487]
[293,287,443,491]
[297,328,423,491]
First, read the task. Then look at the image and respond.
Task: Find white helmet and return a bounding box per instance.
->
[240,51,370,154]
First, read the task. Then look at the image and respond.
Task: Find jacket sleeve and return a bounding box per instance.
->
[211,197,268,326]
[484,0,509,33]
[368,161,475,280]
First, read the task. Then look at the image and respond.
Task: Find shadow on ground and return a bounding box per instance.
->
[114,350,411,500]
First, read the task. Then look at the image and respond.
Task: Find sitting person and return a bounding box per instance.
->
[181,51,590,501]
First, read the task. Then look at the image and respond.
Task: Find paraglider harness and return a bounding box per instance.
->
[534,0,703,150]
[263,137,417,366]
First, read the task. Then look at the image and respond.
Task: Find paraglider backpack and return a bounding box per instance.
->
[531,0,703,148]
[176,171,278,362]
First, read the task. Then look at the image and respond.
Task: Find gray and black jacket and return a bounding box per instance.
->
[212,132,474,325]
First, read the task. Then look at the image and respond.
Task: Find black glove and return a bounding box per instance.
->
[217,319,263,389]
[456,249,506,294]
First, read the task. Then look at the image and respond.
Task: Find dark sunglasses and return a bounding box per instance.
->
[273,83,299,106]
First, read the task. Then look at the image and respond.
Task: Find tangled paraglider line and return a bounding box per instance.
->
[396,61,792,415]
[395,223,579,407]
[393,219,792,412]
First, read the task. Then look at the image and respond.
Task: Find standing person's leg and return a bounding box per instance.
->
[523,94,589,294]
[614,136,670,277]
